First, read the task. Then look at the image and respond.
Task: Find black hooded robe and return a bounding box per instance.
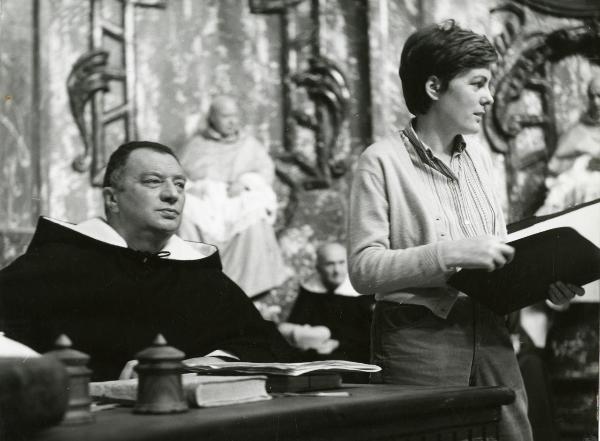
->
[0,217,297,380]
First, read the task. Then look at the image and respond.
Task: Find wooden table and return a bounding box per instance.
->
[33,384,514,441]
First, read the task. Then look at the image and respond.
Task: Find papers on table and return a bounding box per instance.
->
[183,360,381,376]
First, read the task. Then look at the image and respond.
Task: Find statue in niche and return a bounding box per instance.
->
[177,95,289,298]
[537,76,600,215]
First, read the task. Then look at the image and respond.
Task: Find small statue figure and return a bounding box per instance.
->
[537,76,600,215]
[178,95,288,297]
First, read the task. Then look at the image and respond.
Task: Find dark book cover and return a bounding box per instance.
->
[448,227,600,314]
[266,373,342,393]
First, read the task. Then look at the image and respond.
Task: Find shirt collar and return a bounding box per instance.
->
[403,119,466,181]
[202,126,240,143]
[300,275,359,297]
[406,119,466,156]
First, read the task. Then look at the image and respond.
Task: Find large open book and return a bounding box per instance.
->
[90,373,270,407]
[448,199,600,314]
[182,360,380,392]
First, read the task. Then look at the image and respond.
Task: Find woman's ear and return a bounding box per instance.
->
[102,187,119,213]
[425,76,441,101]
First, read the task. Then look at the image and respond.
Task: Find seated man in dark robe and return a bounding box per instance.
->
[0,141,298,381]
[285,243,374,370]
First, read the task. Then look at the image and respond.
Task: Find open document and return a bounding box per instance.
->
[448,199,600,314]
[183,360,381,376]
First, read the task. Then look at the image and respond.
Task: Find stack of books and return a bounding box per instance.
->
[91,361,381,406]
[183,360,382,393]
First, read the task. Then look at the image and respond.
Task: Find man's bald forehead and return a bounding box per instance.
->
[210,95,238,114]
[316,242,346,261]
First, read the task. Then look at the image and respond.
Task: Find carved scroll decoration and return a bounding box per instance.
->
[68,50,124,174]
[485,3,600,219]
[250,0,351,225]
[512,0,600,18]
[68,0,166,186]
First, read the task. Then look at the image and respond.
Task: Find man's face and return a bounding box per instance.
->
[111,149,186,237]
[316,245,348,291]
[209,100,240,137]
[435,67,493,135]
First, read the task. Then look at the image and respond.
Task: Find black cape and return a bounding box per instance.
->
[287,287,374,364]
[0,217,298,380]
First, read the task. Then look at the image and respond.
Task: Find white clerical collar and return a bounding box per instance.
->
[299,274,359,297]
[47,217,214,260]
[202,126,240,143]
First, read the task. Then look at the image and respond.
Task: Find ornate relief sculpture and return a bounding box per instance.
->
[67,0,166,185]
[485,2,600,219]
[290,56,351,188]
[250,0,351,224]
[68,50,124,175]
[511,0,600,18]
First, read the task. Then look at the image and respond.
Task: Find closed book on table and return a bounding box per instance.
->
[449,226,600,314]
[90,374,270,407]
[266,373,342,393]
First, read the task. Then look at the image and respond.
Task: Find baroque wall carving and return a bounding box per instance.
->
[485,5,600,435]
[250,0,351,227]
[68,0,166,186]
[485,2,600,220]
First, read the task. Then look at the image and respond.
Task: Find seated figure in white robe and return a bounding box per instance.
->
[537,77,600,215]
[178,95,288,297]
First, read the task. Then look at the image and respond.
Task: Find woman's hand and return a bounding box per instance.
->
[547,281,585,305]
[440,236,515,272]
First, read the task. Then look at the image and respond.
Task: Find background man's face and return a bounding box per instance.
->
[113,149,186,237]
[210,99,240,137]
[316,244,348,291]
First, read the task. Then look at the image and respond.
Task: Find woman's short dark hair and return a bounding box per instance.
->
[102,141,180,188]
[399,20,497,115]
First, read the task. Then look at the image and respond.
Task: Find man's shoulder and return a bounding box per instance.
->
[24,217,91,251]
[236,132,269,153]
[180,131,224,155]
[181,132,212,150]
[298,274,328,295]
[15,217,219,263]
[299,275,360,297]
[0,218,97,277]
